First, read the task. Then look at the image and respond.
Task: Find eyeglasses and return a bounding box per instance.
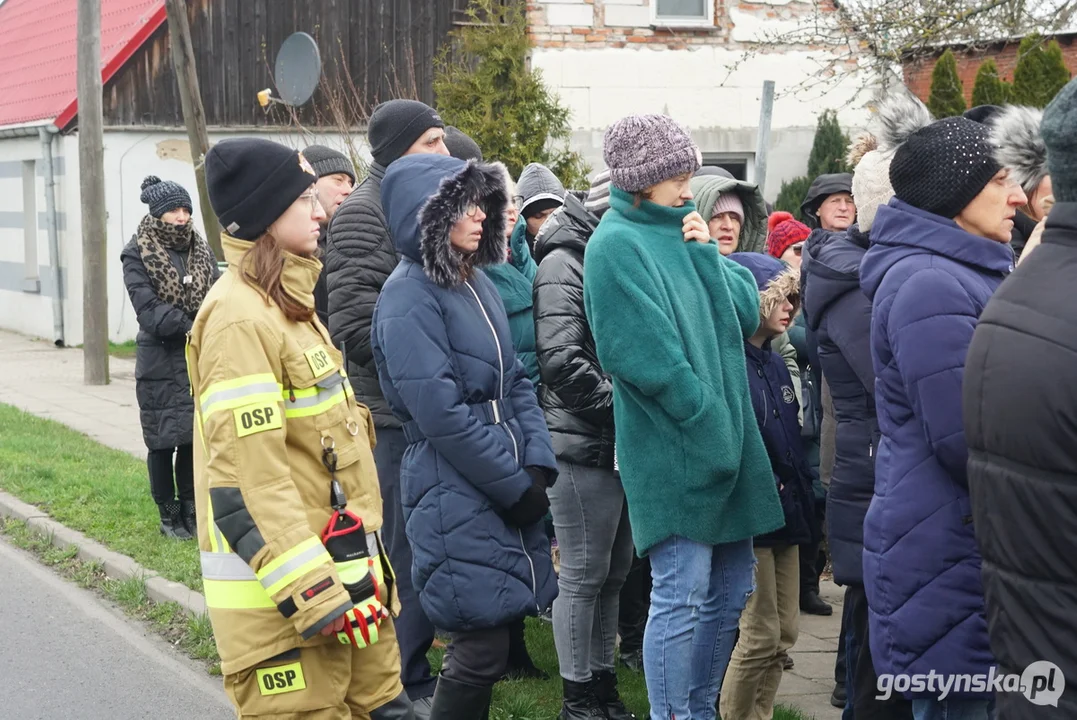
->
[299,191,324,214]
[790,243,805,256]
[464,203,484,219]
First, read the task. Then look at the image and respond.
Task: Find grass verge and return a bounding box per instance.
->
[0,403,201,589]
[0,403,816,718]
[0,516,221,675]
[109,340,138,359]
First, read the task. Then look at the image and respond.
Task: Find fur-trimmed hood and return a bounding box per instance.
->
[990,105,1047,197]
[381,154,509,288]
[727,252,800,320]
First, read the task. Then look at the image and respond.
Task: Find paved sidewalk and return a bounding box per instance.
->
[0,330,144,459]
[0,329,845,718]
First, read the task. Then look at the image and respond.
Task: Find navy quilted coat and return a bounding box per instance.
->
[370,154,559,633]
[801,226,875,586]
[859,198,1011,694]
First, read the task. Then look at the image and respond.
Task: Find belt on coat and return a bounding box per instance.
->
[402,399,515,444]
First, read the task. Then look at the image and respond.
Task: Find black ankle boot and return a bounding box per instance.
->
[158,501,191,540]
[180,500,197,538]
[559,678,607,720]
[428,675,492,720]
[593,670,634,720]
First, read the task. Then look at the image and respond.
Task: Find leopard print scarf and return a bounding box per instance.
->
[135,214,216,316]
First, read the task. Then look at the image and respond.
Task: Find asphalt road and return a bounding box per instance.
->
[0,537,234,720]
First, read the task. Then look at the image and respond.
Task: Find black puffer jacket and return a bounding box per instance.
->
[532,194,615,469]
[120,237,218,451]
[964,202,1077,720]
[324,163,400,428]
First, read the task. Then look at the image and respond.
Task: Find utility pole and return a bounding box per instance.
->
[165,0,221,259]
[78,0,109,385]
[755,80,776,199]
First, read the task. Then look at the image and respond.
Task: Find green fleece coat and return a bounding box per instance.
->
[583,188,784,555]
[485,219,540,387]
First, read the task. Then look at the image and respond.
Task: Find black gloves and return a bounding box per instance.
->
[506,467,551,527]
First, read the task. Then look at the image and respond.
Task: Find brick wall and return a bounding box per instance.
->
[903,33,1077,104]
[527,0,823,51]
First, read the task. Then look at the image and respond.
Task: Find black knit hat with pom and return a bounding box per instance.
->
[140,176,192,218]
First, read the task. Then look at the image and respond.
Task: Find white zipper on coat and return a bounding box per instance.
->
[465,281,535,604]
[463,280,519,462]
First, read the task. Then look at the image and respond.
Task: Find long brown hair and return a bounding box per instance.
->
[240,233,314,323]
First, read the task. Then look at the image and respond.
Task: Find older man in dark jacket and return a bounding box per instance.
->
[964,79,1076,720]
[323,98,448,715]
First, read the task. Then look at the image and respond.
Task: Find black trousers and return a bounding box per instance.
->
[800,498,828,599]
[442,625,511,687]
[618,551,651,654]
[147,443,193,504]
[372,427,437,701]
[846,583,914,719]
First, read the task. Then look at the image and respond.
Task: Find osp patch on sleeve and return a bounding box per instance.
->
[255,661,306,696]
[234,402,282,438]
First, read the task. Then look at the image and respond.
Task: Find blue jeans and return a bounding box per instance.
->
[911,698,996,720]
[643,536,755,720]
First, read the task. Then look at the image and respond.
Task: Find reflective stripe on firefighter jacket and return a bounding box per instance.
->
[186,234,398,676]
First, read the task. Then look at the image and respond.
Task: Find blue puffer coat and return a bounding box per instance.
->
[859,198,1012,694]
[801,225,875,586]
[370,154,559,633]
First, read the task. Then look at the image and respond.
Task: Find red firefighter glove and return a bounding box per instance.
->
[321,508,388,649]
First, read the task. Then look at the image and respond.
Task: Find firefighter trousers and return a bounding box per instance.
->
[223,616,413,719]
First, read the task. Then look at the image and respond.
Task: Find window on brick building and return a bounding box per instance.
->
[653,0,713,26]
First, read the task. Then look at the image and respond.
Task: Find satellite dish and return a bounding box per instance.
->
[274,32,322,106]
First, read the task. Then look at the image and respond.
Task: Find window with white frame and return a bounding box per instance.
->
[653,0,714,26]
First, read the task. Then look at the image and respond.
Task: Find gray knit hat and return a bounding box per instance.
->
[302,145,356,183]
[140,175,192,218]
[1040,77,1077,202]
[603,114,702,193]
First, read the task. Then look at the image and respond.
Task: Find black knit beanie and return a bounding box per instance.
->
[889,117,1001,219]
[140,175,192,218]
[302,144,355,183]
[368,100,444,167]
[205,138,317,241]
[444,126,483,162]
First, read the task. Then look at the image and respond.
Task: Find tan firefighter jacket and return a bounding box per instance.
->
[186,234,398,675]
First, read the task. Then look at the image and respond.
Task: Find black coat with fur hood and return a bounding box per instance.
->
[369,154,559,631]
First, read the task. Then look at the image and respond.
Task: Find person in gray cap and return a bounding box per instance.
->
[303,144,355,326]
[443,126,483,162]
[964,77,1076,720]
[323,98,449,719]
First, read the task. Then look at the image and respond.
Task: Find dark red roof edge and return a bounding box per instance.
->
[53,2,167,131]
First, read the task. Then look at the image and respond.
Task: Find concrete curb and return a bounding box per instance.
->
[0,490,207,617]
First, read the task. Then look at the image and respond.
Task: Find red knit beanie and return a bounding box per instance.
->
[766,212,811,259]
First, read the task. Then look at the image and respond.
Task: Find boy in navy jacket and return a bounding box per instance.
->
[720,252,819,720]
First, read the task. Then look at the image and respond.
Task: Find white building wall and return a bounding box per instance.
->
[0,127,365,346]
[529,0,883,200]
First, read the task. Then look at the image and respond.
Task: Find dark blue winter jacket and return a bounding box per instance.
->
[801,225,875,586]
[745,340,818,549]
[370,154,559,632]
[730,253,817,549]
[859,198,1012,693]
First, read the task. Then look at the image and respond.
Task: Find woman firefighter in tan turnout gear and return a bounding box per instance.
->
[189,137,413,719]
